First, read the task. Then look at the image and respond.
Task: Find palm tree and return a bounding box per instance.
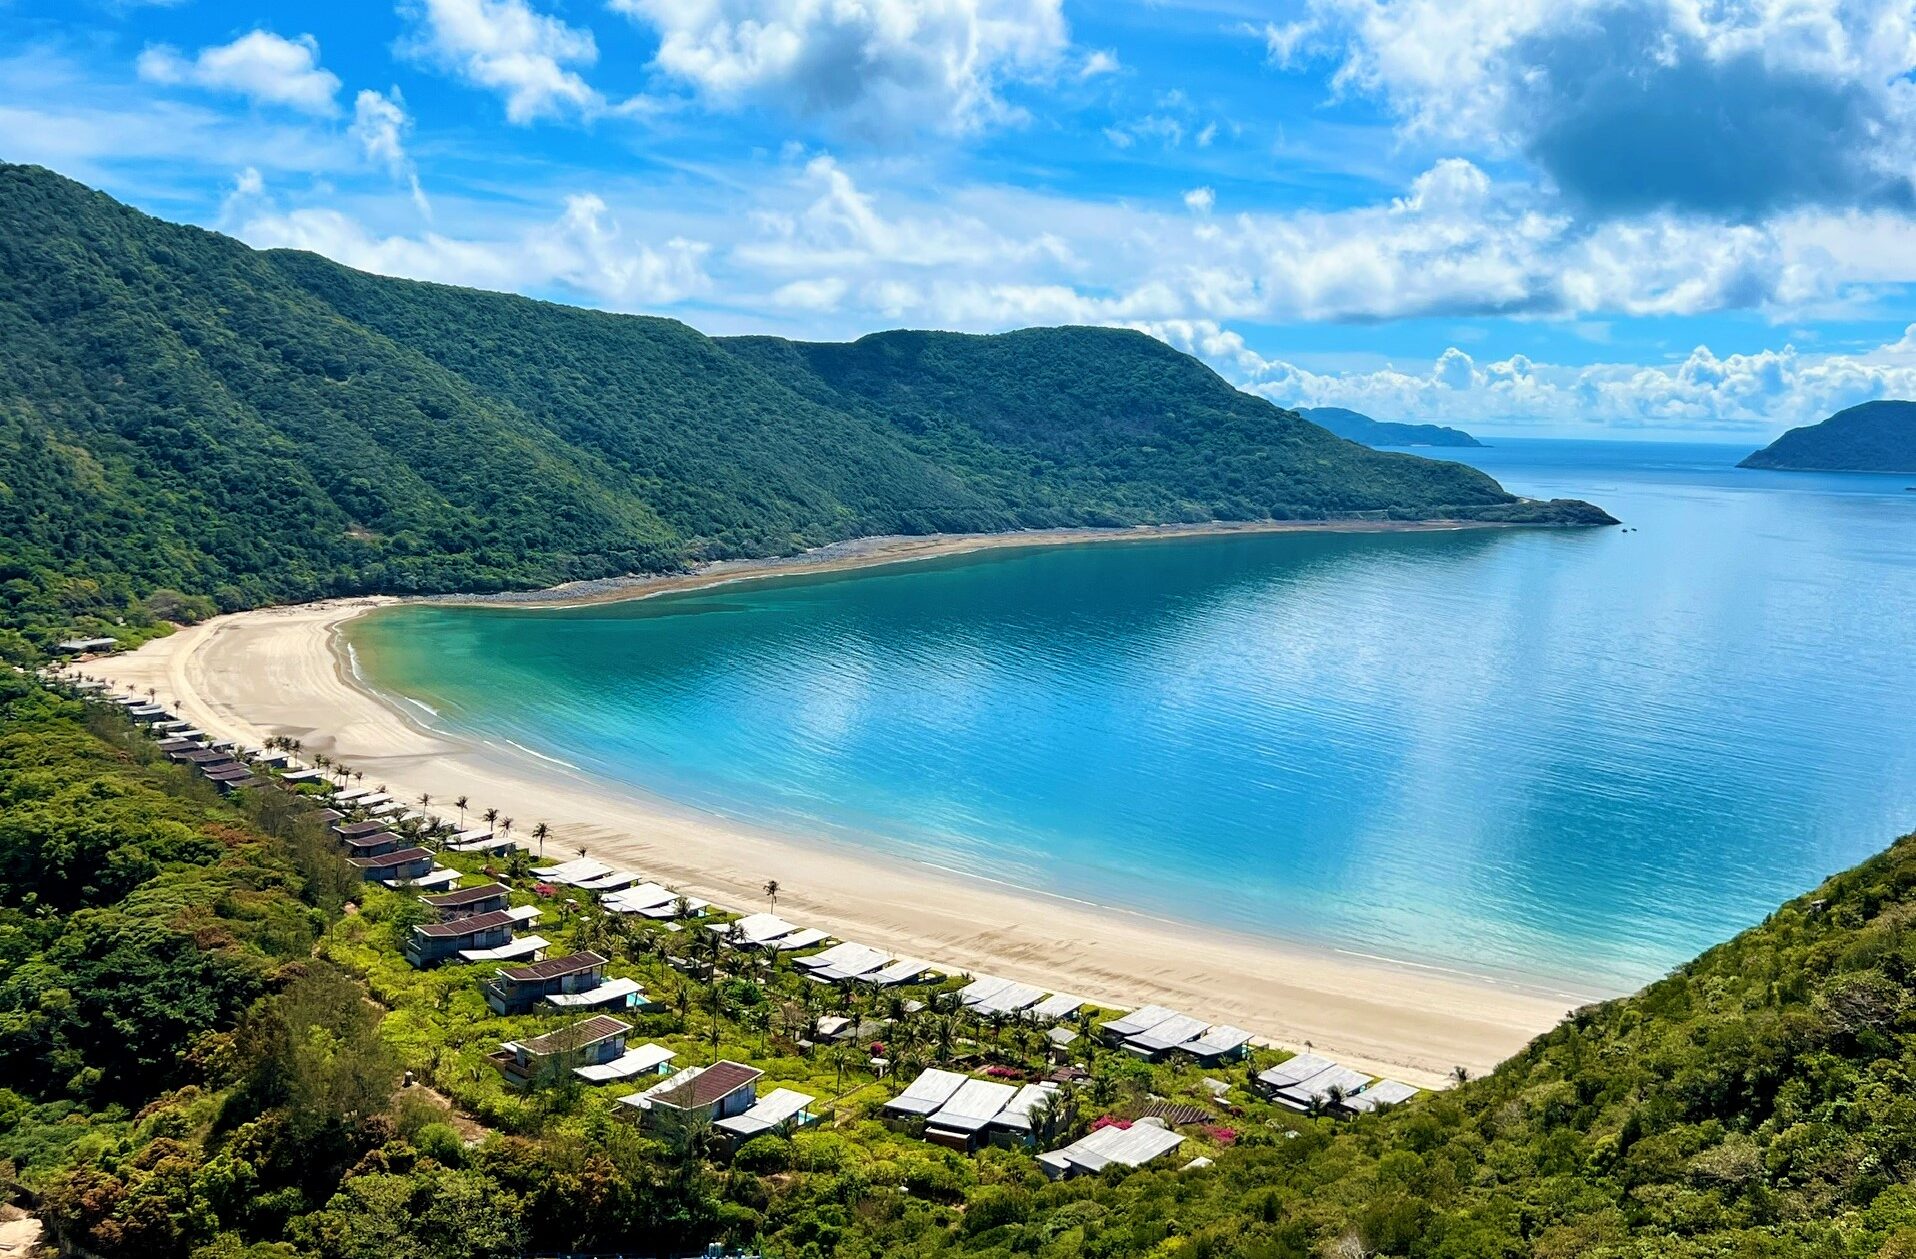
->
[1451,1065,1471,1085]
[575,842,587,861]
[532,822,550,858]
[454,795,469,829]
[482,807,500,835]
[763,879,780,913]
[417,792,432,817]
[353,770,364,785]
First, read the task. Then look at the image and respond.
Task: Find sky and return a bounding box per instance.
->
[8,1,1916,439]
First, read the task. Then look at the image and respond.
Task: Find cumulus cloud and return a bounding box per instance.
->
[236,192,710,307]
[1264,0,1916,217]
[607,0,1069,136]
[1183,186,1215,214]
[137,30,341,115]
[400,0,599,123]
[1140,318,1916,431]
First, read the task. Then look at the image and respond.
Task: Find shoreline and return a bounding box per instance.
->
[411,518,1535,611]
[85,525,1589,1089]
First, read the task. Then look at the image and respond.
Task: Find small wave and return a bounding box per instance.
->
[499,738,581,772]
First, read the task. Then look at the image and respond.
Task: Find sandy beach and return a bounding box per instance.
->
[85,526,1588,1089]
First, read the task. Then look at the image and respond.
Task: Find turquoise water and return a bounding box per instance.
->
[348,440,1916,993]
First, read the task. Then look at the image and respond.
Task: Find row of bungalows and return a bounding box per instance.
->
[158,732,265,794]
[1252,1054,1419,1114]
[1101,1006,1253,1065]
[603,882,711,919]
[330,816,461,889]
[881,1068,1062,1152]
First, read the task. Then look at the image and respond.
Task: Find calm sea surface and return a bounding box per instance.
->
[348,440,1916,993]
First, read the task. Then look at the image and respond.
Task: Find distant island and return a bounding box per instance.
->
[1739,400,1916,473]
[1299,406,1483,449]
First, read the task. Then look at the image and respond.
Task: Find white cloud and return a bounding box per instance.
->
[1079,49,1120,79]
[137,30,341,116]
[1140,318,1916,432]
[400,0,600,123]
[237,191,710,307]
[1183,186,1215,213]
[351,88,432,219]
[607,0,1069,135]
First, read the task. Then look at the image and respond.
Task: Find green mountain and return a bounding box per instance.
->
[8,676,1916,1259]
[0,164,1607,657]
[1299,405,1483,448]
[1740,399,1916,472]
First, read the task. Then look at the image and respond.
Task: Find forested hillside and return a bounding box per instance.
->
[1740,400,1916,472]
[0,164,1607,658]
[5,678,1916,1258]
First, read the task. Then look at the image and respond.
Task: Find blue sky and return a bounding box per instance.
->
[7,0,1916,438]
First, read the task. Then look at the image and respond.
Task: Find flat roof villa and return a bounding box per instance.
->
[797,941,891,983]
[602,883,710,918]
[1253,1053,1335,1096]
[404,906,543,968]
[491,1016,633,1090]
[882,1069,1062,1151]
[923,1078,1020,1152]
[332,818,390,839]
[1038,1121,1187,1179]
[574,1041,676,1084]
[620,1060,763,1126]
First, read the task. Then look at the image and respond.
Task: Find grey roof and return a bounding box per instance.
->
[1103,1005,1180,1038]
[1343,1079,1420,1113]
[882,1067,967,1117]
[1255,1053,1336,1091]
[1124,1013,1210,1054]
[1272,1064,1373,1109]
[925,1078,1018,1134]
[1041,1123,1186,1174]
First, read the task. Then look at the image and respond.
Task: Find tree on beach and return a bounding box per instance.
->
[482,806,499,834]
[454,795,469,828]
[532,821,549,858]
[764,879,780,913]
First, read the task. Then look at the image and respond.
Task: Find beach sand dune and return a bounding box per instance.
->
[88,529,1583,1089]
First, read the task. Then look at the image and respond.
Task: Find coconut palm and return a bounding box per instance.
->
[532,822,550,858]
[454,795,469,829]
[763,879,780,913]
[482,807,500,834]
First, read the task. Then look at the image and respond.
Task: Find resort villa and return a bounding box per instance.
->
[403,906,543,968]
[619,1060,764,1127]
[347,847,436,884]
[491,1016,636,1089]
[480,950,646,1015]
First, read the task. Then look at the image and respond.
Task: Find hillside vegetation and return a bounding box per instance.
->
[0,163,1605,658]
[4,678,1916,1258]
[1740,400,1916,473]
[1298,406,1483,449]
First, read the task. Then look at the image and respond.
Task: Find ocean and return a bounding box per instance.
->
[345,439,1916,993]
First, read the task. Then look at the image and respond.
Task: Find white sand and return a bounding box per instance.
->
[85,528,1591,1089]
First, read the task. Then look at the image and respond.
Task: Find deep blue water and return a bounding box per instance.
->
[348,440,1916,993]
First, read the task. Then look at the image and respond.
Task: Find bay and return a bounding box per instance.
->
[346,439,1916,993]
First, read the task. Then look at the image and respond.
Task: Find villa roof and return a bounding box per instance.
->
[348,846,432,869]
[500,951,607,982]
[515,1016,631,1057]
[642,1060,762,1111]
[421,882,510,909]
[414,908,517,938]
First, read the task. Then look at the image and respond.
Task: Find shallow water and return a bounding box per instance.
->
[348,440,1916,992]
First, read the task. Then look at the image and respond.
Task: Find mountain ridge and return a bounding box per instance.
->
[0,163,1609,658]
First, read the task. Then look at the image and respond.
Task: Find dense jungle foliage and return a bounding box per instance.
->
[2,677,1914,1258]
[0,163,1607,660]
